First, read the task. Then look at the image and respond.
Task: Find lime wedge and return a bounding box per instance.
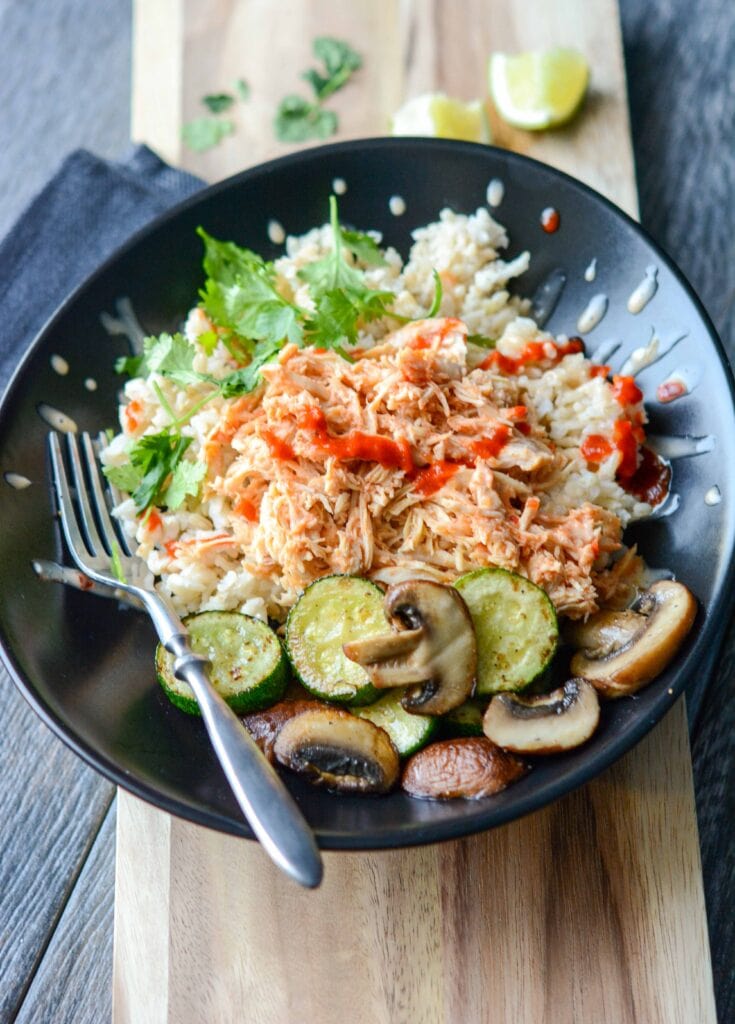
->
[392,93,491,143]
[489,48,589,130]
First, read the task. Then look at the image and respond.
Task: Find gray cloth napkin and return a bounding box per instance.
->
[0,145,203,394]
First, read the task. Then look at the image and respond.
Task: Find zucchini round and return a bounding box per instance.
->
[455,567,558,694]
[355,690,438,756]
[285,575,385,705]
[156,610,288,715]
[441,698,487,738]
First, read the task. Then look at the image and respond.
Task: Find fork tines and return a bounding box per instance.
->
[48,431,133,581]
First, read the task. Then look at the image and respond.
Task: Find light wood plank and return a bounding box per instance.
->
[113,793,171,1024]
[135,0,637,217]
[131,0,183,165]
[118,1,716,1021]
[114,704,715,1024]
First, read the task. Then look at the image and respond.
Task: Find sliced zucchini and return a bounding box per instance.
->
[441,698,487,738]
[455,567,558,695]
[156,610,288,715]
[355,690,438,756]
[285,575,384,705]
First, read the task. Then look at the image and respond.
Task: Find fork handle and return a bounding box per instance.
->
[168,638,323,889]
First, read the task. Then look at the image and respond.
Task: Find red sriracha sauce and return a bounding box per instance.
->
[469,423,512,460]
[657,379,687,403]
[480,337,583,374]
[123,399,142,433]
[233,496,259,522]
[412,461,460,497]
[589,364,611,379]
[580,433,613,463]
[581,415,646,479]
[261,429,296,461]
[611,374,643,406]
[143,508,162,532]
[412,422,516,498]
[300,407,413,473]
[623,446,671,506]
[407,335,432,351]
[540,207,560,233]
[612,420,639,478]
[505,405,531,433]
[580,419,642,482]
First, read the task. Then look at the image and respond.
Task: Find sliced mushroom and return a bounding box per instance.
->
[482,678,600,754]
[569,580,697,698]
[564,609,643,657]
[274,706,400,794]
[401,737,526,799]
[241,698,324,763]
[343,580,476,715]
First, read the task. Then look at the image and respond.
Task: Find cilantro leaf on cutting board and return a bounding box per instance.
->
[181,116,234,152]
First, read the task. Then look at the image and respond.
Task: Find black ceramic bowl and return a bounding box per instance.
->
[1,138,733,848]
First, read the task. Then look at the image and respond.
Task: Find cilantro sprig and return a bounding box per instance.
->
[182,78,251,153]
[104,431,205,513]
[299,197,394,349]
[196,198,396,357]
[275,38,362,142]
[181,117,235,153]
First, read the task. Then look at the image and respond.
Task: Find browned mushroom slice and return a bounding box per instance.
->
[343,580,477,715]
[569,580,697,698]
[482,678,600,754]
[274,707,400,794]
[241,699,325,763]
[401,737,527,799]
[565,609,643,655]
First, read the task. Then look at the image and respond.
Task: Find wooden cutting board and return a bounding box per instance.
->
[115,2,716,1021]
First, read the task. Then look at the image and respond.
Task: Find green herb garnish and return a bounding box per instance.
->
[426,270,443,318]
[235,78,251,101]
[104,431,204,513]
[181,117,234,152]
[274,37,362,142]
[274,96,337,142]
[115,353,145,377]
[202,92,235,114]
[110,539,126,583]
[299,197,394,349]
[467,333,497,348]
[302,37,362,101]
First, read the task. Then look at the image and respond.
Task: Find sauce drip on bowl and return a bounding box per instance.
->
[622,446,671,506]
[580,432,669,505]
[540,207,560,233]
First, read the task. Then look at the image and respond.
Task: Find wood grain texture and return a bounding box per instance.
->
[14,801,116,1024]
[116,2,718,1022]
[0,675,113,1021]
[133,0,637,216]
[114,704,715,1024]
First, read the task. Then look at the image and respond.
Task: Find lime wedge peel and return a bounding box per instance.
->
[489,48,590,131]
[391,93,491,144]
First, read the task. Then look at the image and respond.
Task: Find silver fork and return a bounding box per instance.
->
[48,430,323,888]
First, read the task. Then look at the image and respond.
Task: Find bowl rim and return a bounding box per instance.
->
[1,136,734,849]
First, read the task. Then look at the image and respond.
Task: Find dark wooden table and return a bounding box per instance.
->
[0,1,732,1021]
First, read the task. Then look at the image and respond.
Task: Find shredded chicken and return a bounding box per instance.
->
[200,318,637,618]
